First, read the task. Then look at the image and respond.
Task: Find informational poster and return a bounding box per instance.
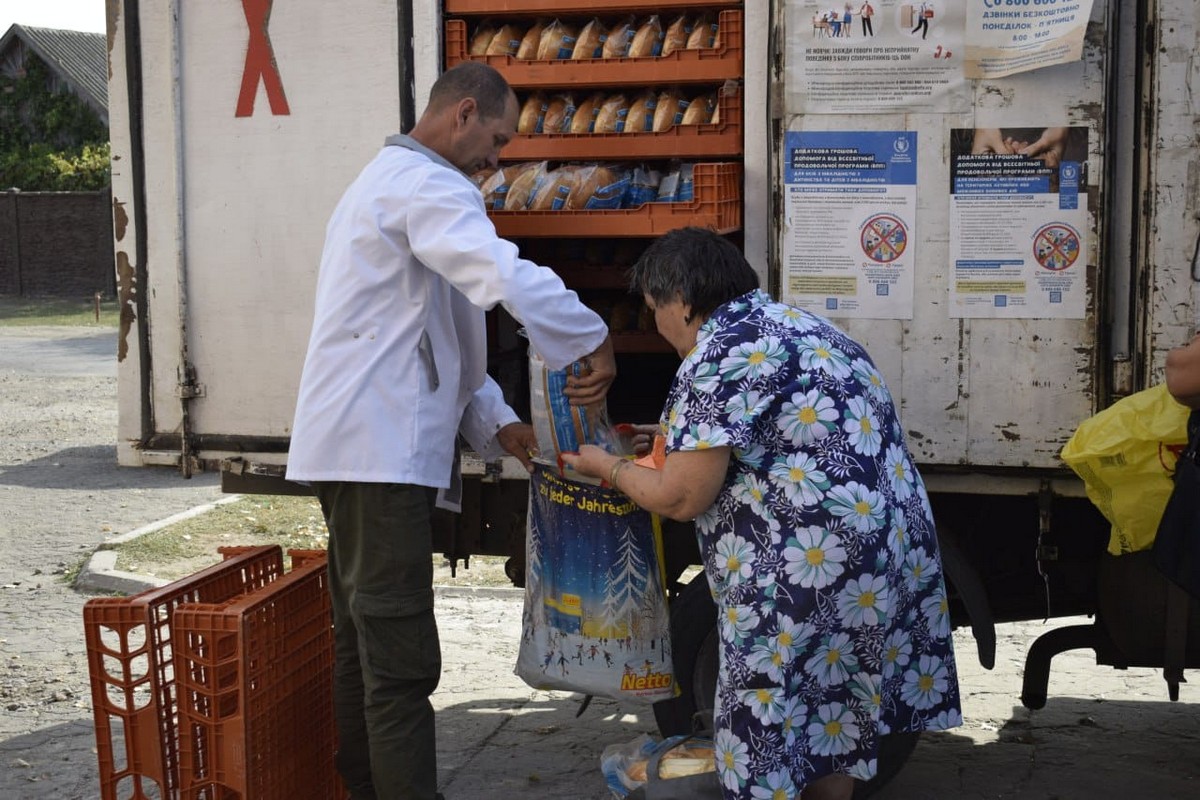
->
[782,131,918,319]
[949,126,1089,318]
[964,0,1094,79]
[786,1,968,114]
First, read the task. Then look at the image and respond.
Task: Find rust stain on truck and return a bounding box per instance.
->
[115,251,136,362]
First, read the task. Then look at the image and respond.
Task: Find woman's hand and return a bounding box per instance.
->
[559,444,618,482]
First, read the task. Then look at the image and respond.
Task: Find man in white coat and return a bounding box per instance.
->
[286,62,615,800]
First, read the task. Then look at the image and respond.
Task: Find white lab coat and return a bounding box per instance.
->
[286,137,607,495]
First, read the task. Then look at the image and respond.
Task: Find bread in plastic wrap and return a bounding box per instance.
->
[686,12,718,49]
[602,16,637,58]
[515,19,546,59]
[542,93,576,134]
[629,15,664,58]
[594,93,630,134]
[681,92,716,125]
[479,162,535,210]
[503,161,548,210]
[484,23,524,56]
[661,14,691,57]
[566,165,629,209]
[652,89,689,132]
[571,18,606,59]
[530,166,581,210]
[469,22,497,56]
[623,90,658,134]
[518,92,549,134]
[569,91,606,134]
[537,19,578,60]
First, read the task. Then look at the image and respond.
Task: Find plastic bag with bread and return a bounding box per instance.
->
[569,91,606,134]
[624,165,661,207]
[516,19,546,59]
[593,93,630,134]
[602,16,637,59]
[567,165,629,210]
[661,14,691,57]
[652,89,690,132]
[542,93,576,134]
[572,18,606,59]
[469,22,497,56]
[682,92,717,126]
[478,162,535,210]
[537,19,578,60]
[529,166,581,210]
[623,90,658,134]
[629,15,664,58]
[503,161,549,210]
[517,93,549,134]
[484,23,524,56]
[687,12,718,49]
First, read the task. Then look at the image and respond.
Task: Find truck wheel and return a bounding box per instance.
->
[652,575,920,798]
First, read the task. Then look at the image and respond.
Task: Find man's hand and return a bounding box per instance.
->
[1018,127,1069,168]
[496,422,538,473]
[563,334,616,407]
[970,128,1012,155]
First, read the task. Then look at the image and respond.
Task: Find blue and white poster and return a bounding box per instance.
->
[782,130,918,319]
[949,126,1088,318]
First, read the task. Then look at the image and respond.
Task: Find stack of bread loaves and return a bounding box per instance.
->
[468,12,721,62]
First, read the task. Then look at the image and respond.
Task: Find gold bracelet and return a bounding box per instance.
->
[608,458,627,489]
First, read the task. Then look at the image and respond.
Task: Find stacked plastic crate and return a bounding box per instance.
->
[83,546,341,799]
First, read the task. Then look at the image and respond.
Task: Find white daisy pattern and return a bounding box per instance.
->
[659,290,959,796]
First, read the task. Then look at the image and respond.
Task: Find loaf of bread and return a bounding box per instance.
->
[681,92,716,125]
[623,91,657,134]
[478,164,516,209]
[593,93,630,134]
[687,13,718,49]
[518,93,548,134]
[572,18,606,59]
[652,89,688,132]
[567,165,627,209]
[661,14,690,57]
[537,19,578,60]
[629,15,664,58]
[602,16,637,58]
[469,22,497,56]
[569,92,605,134]
[530,166,580,210]
[470,167,497,189]
[516,19,546,60]
[626,759,648,783]
[624,165,661,206]
[485,23,524,56]
[503,162,548,210]
[542,93,575,134]
[710,100,720,125]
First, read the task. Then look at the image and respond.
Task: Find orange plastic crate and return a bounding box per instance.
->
[501,86,743,160]
[83,545,285,800]
[174,556,339,800]
[445,9,743,88]
[446,0,735,13]
[489,162,742,237]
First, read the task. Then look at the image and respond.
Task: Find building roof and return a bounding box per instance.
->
[0,24,107,121]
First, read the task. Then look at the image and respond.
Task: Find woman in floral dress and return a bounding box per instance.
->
[562,228,961,799]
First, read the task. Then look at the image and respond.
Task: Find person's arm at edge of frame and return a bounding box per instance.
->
[1165,332,1200,410]
[560,444,730,522]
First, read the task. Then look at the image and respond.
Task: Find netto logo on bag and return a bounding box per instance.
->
[621,670,673,691]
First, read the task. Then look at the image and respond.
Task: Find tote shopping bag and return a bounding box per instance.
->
[1152,411,1200,599]
[516,466,675,704]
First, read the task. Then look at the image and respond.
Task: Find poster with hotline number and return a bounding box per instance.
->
[781,131,917,319]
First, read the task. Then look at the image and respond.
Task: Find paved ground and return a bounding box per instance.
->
[2,326,1199,799]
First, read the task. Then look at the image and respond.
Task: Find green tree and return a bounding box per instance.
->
[0,55,110,190]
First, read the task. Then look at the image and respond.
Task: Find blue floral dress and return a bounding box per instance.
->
[661,290,961,797]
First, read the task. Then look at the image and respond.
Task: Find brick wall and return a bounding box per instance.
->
[0,189,116,298]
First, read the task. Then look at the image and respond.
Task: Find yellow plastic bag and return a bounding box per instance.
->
[1061,384,1191,555]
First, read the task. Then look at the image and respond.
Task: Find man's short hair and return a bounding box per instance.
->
[427,62,513,119]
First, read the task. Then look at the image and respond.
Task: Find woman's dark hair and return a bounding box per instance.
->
[427,62,513,120]
[629,227,759,320]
